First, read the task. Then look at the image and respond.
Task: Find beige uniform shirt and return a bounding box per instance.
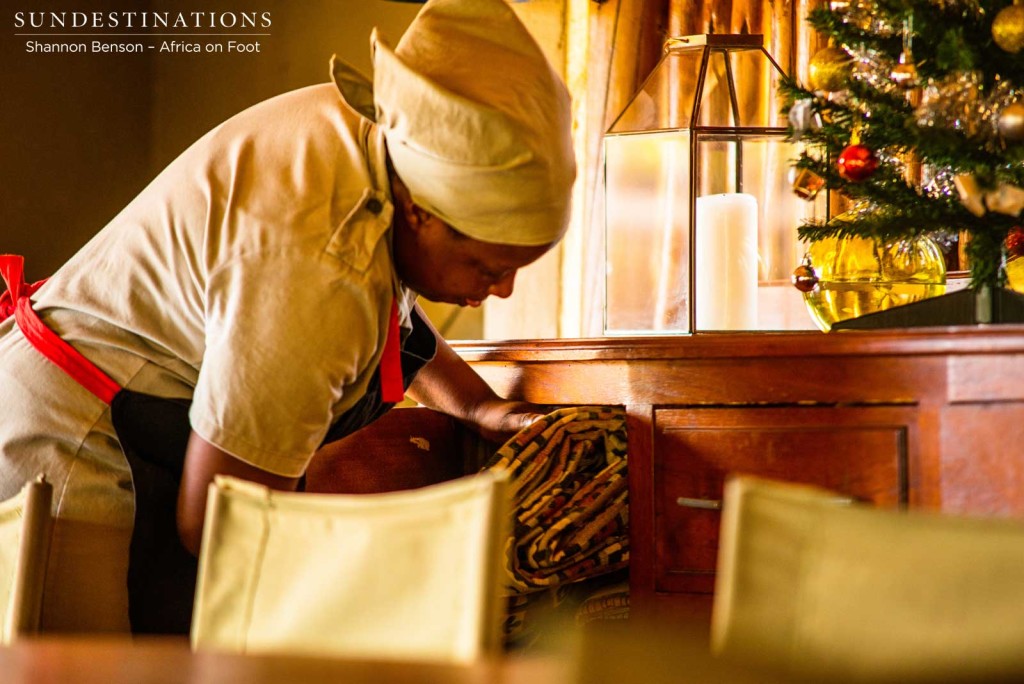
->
[0,83,414,631]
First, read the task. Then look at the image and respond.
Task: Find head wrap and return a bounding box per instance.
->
[331,0,576,246]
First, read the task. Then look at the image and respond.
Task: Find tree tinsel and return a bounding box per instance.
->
[787,0,1024,289]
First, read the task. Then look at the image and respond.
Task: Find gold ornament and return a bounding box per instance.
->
[953,173,987,217]
[891,61,919,90]
[801,233,946,331]
[953,173,1024,217]
[997,102,1024,141]
[916,71,984,135]
[792,255,820,292]
[985,183,1024,217]
[808,46,854,93]
[790,167,826,200]
[829,0,874,29]
[891,17,919,90]
[993,1,1024,53]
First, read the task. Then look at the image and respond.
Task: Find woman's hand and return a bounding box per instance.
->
[466,398,547,444]
[406,311,549,445]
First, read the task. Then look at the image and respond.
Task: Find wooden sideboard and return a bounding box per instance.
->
[451,326,1024,620]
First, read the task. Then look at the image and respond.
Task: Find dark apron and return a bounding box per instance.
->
[1,256,436,634]
[113,307,437,634]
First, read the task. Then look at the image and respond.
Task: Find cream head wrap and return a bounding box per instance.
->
[331,0,576,247]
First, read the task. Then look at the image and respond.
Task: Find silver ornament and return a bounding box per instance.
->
[788,99,823,140]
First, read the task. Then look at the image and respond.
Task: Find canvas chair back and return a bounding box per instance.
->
[0,475,53,644]
[712,475,1024,682]
[191,471,509,663]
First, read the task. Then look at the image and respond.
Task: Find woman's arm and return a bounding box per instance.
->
[176,432,301,556]
[406,304,545,443]
[176,305,538,556]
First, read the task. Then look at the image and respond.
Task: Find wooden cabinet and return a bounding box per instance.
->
[306,407,470,495]
[453,327,1024,620]
[653,405,911,594]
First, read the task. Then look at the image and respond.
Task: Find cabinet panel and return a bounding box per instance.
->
[306,408,465,495]
[653,406,913,594]
[939,403,1024,516]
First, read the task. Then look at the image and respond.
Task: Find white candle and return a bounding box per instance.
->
[694,193,759,330]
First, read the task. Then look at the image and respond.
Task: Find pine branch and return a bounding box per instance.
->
[793,0,1024,288]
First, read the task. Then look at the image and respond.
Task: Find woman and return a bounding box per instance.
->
[0,0,574,633]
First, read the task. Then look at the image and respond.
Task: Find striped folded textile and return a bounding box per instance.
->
[504,570,630,651]
[574,577,630,625]
[483,405,629,595]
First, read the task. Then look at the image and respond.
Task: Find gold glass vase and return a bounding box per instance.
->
[1007,254,1024,293]
[803,235,947,331]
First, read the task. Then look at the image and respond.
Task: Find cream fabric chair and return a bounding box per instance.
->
[711,475,1024,682]
[0,475,53,644]
[191,470,509,663]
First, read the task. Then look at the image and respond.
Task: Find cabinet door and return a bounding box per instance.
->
[654,406,913,594]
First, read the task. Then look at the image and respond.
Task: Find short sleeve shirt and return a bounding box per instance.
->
[34,83,406,477]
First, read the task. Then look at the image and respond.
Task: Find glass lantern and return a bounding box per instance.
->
[603,34,827,334]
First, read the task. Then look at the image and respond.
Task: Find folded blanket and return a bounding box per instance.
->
[483,406,629,594]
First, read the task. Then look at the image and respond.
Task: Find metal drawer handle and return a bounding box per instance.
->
[676,495,857,510]
[676,497,722,510]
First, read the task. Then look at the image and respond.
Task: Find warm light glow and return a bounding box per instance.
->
[561,0,592,338]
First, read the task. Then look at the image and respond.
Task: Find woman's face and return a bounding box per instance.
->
[390,178,553,307]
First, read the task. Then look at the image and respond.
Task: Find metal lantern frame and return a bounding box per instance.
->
[603,34,823,335]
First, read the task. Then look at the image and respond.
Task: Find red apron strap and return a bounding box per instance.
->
[379,297,405,404]
[1,255,34,319]
[0,254,121,405]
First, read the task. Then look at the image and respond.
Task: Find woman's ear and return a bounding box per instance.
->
[394,195,434,235]
[407,203,436,232]
[389,169,430,234]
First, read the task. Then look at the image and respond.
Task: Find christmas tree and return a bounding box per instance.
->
[784,0,1024,324]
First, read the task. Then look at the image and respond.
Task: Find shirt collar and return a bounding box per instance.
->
[361,119,417,330]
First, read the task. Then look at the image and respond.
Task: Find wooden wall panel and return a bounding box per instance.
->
[668,0,810,74]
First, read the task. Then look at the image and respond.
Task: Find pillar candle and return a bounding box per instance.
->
[694,193,759,330]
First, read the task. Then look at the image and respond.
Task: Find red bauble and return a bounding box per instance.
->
[1007,226,1024,259]
[837,144,879,182]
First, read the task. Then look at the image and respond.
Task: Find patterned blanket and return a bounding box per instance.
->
[483,406,629,594]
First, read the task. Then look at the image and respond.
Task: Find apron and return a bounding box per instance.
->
[0,254,436,634]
